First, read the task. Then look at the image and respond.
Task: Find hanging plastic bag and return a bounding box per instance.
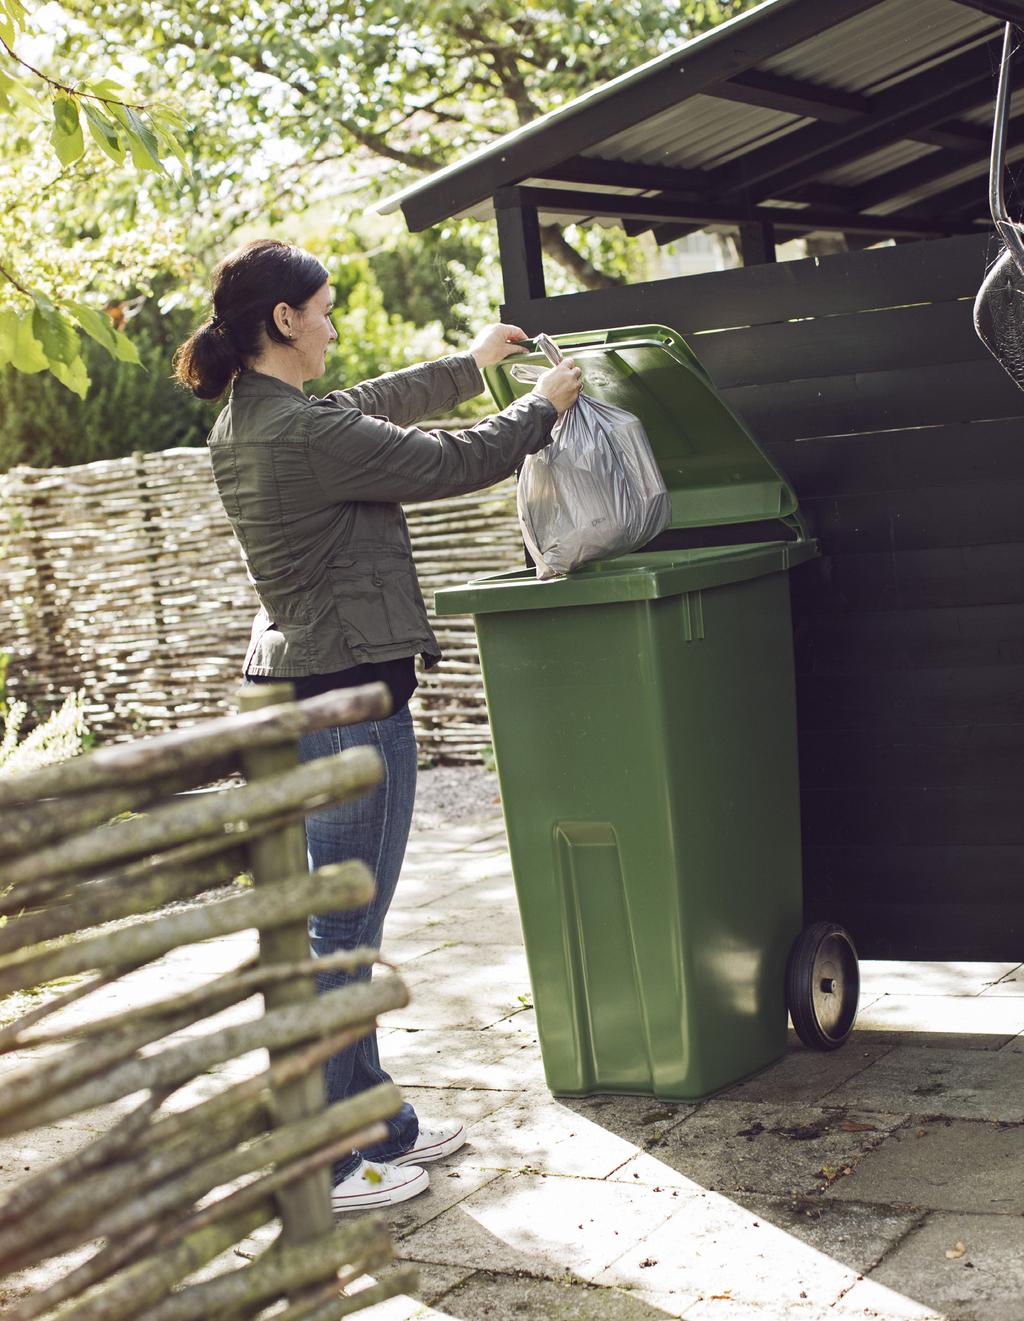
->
[975,23,1024,391]
[514,334,670,580]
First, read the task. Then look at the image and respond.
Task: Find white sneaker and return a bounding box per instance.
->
[390,1120,467,1166]
[331,1159,429,1212]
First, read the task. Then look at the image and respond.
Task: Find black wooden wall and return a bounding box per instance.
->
[503,233,1024,959]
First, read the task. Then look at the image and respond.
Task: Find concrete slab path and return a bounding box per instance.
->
[2,810,1022,1321]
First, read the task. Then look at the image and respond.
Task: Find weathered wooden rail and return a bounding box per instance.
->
[0,682,415,1320]
[0,448,522,763]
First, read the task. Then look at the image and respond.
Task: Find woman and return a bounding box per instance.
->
[174,238,581,1212]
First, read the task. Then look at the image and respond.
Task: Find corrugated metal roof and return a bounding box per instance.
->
[760,0,993,93]
[378,0,1012,240]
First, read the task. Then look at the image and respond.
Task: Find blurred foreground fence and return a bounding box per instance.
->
[0,682,415,1320]
[0,447,522,762]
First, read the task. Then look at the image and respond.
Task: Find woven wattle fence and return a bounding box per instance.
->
[0,447,522,762]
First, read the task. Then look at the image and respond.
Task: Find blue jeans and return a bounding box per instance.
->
[299,704,419,1180]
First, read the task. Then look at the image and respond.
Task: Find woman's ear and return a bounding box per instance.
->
[272,301,294,339]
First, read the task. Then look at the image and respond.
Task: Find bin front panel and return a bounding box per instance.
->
[475,566,803,1100]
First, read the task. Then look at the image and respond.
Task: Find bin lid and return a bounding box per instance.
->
[436,541,818,616]
[485,324,800,533]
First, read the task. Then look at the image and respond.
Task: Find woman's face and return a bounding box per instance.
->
[292,281,338,381]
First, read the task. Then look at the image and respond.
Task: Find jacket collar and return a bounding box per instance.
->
[232,369,309,401]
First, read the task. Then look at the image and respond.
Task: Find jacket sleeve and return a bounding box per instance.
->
[304,392,557,504]
[320,353,485,427]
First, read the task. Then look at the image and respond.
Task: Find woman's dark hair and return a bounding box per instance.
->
[173,240,329,400]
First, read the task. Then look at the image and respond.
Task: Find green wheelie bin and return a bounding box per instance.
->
[435,326,859,1102]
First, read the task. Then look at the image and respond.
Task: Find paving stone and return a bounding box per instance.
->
[827,1119,1024,1214]
[459,1093,653,1179]
[981,964,1024,996]
[597,1186,858,1313]
[376,1027,535,1091]
[381,1162,504,1242]
[383,947,531,1032]
[434,1270,677,1319]
[383,1260,476,1307]
[820,1276,946,1320]
[851,996,1024,1050]
[411,909,525,946]
[826,1046,1024,1122]
[869,1210,1024,1321]
[721,1045,893,1105]
[858,962,1022,999]
[555,1093,695,1152]
[644,1101,906,1198]
[398,1171,683,1279]
[733,1194,923,1275]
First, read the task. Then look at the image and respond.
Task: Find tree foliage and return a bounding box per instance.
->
[1,0,755,411]
[0,0,193,393]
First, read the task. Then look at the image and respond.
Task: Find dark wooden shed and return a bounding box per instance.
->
[380,0,1024,960]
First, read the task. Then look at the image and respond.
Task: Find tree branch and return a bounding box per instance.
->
[540,225,626,291]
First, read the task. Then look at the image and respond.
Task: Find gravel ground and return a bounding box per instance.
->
[411,764,501,832]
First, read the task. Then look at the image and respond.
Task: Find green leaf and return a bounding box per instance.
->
[111,331,142,365]
[62,301,142,365]
[0,66,39,114]
[10,314,47,374]
[48,353,90,399]
[86,77,127,100]
[0,307,17,370]
[32,300,79,366]
[82,103,124,163]
[61,299,118,355]
[51,94,85,168]
[123,106,164,173]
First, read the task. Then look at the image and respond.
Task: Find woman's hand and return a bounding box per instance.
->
[532,358,583,417]
[469,323,530,370]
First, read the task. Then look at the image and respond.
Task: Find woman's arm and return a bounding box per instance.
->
[319,323,528,427]
[322,353,483,429]
[305,392,558,504]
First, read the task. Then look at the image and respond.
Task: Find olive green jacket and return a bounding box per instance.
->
[207,354,555,678]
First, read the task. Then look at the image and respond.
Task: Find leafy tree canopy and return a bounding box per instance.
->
[1,0,754,413]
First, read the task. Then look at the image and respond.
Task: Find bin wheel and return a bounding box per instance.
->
[786,921,859,1051]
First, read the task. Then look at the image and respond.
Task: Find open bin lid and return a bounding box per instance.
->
[485,324,803,536]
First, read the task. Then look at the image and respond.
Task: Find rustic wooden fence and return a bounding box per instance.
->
[0,448,522,762]
[0,682,416,1320]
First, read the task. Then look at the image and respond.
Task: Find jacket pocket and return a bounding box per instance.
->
[327,555,396,648]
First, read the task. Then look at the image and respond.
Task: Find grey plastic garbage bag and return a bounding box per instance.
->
[517,390,671,580]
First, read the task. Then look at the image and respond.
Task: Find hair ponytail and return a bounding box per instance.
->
[173,319,244,401]
[173,240,330,400]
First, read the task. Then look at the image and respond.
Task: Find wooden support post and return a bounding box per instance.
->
[738,220,777,265]
[495,187,546,303]
[238,683,334,1244]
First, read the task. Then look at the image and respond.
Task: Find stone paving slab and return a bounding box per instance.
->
[857,962,1022,998]
[825,1046,1024,1122]
[732,1194,924,1276]
[850,995,1024,1050]
[635,1100,908,1199]
[458,1093,651,1179]
[721,1045,892,1105]
[980,965,1024,996]
[826,1118,1024,1215]
[412,1270,674,1320]
[395,1170,685,1281]
[595,1185,859,1315]
[868,1211,1024,1321]
[823,1276,947,1320]
[378,1027,536,1091]
[556,1094,695,1152]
